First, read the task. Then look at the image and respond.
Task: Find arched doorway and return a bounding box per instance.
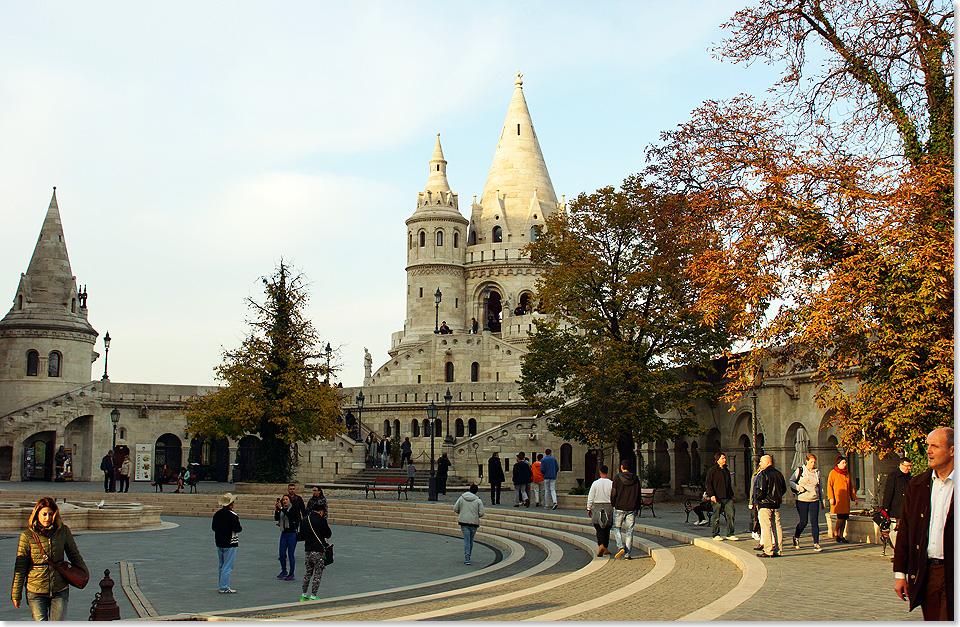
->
[0,446,11,480]
[154,434,183,475]
[485,290,502,332]
[584,450,598,486]
[188,435,230,482]
[23,432,55,481]
[674,441,690,495]
[235,435,261,483]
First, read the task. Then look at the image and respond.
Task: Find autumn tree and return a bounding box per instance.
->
[646,0,953,456]
[519,178,733,465]
[186,262,343,482]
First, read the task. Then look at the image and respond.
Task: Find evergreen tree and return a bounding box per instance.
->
[186,262,343,482]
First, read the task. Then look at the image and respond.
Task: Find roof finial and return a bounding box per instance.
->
[515,72,523,87]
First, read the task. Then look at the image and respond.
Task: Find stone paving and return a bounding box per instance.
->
[0,480,920,621]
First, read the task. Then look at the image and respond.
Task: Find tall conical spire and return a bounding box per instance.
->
[479,74,558,216]
[1,189,96,335]
[424,133,451,194]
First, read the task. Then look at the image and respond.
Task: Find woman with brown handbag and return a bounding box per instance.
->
[11,497,89,620]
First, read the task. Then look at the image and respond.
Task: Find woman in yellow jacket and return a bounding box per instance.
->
[11,497,88,621]
[827,455,858,543]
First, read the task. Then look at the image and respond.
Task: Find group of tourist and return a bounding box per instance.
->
[485,449,559,509]
[98,449,132,493]
[364,432,392,468]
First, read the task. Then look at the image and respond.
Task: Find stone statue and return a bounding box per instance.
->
[364,348,373,379]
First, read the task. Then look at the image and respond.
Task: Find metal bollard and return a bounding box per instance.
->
[88,568,121,621]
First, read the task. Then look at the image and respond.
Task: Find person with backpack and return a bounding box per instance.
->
[753,454,787,558]
[788,453,824,552]
[512,453,532,507]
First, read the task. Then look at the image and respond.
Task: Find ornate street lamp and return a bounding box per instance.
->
[110,408,120,451]
[443,388,454,444]
[750,388,760,469]
[325,342,333,384]
[434,288,442,334]
[426,401,439,501]
[356,390,365,442]
[101,331,111,381]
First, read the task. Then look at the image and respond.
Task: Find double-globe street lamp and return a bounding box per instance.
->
[443,388,454,444]
[110,408,120,451]
[355,390,365,442]
[426,401,439,501]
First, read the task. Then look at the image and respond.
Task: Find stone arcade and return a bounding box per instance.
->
[0,75,899,500]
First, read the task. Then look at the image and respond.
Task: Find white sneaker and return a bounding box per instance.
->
[696,520,708,526]
[713,535,724,541]
[751,532,760,540]
[813,543,822,552]
[726,535,739,541]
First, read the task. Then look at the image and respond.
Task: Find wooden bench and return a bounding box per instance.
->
[364,477,409,500]
[638,488,656,517]
[684,498,730,528]
[153,473,198,493]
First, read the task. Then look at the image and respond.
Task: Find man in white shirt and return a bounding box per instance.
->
[586,465,614,557]
[893,427,953,621]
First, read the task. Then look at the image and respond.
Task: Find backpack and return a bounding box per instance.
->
[790,467,803,494]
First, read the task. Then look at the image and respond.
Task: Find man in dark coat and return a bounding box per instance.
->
[753,455,787,558]
[437,453,451,496]
[488,452,505,505]
[212,493,242,594]
[893,427,953,621]
[882,458,912,549]
[512,453,532,507]
[100,450,115,493]
[705,452,737,541]
[609,458,641,559]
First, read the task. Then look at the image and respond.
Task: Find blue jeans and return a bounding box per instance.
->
[461,524,478,563]
[217,546,237,590]
[612,509,636,555]
[795,499,821,543]
[712,498,736,537]
[279,532,297,575]
[27,588,69,621]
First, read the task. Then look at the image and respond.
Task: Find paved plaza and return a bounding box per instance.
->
[0,480,918,622]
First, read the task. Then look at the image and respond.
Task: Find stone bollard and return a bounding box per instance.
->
[88,568,121,621]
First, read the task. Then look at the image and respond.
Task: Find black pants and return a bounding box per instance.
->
[103,471,115,492]
[438,475,447,495]
[490,482,502,504]
[594,523,611,548]
[117,475,129,493]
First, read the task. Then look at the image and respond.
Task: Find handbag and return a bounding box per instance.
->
[31,530,89,589]
[322,541,335,566]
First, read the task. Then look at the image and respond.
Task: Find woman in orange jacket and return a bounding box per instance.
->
[827,455,858,543]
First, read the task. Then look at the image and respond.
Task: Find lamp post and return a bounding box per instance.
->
[426,401,439,501]
[750,388,760,469]
[356,390,365,442]
[110,408,120,451]
[443,388,454,444]
[101,331,111,381]
[325,342,332,384]
[482,287,491,331]
[434,288,442,334]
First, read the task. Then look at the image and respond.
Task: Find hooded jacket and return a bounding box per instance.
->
[453,492,485,527]
[610,471,641,511]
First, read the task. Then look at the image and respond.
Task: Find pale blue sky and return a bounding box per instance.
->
[1,1,783,386]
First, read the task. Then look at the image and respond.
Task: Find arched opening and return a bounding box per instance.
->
[691,441,701,481]
[188,435,230,482]
[436,230,443,246]
[584,449,598,485]
[486,290,502,332]
[455,419,465,438]
[530,225,541,242]
[412,420,420,438]
[0,446,11,480]
[393,419,400,438]
[468,418,477,436]
[235,435,260,483]
[560,443,573,471]
[492,226,503,243]
[154,433,183,476]
[445,362,454,382]
[519,292,533,314]
[383,420,391,437]
[23,432,55,480]
[26,350,39,377]
[468,230,477,245]
[419,231,426,247]
[434,419,442,438]
[655,441,670,488]
[471,362,479,382]
[674,440,691,494]
[453,231,459,248]
[739,434,751,494]
[48,351,62,378]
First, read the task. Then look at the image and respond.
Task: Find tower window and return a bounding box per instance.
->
[419,288,423,298]
[517,123,521,135]
[445,362,454,382]
[48,351,62,378]
[471,362,479,382]
[436,230,443,246]
[409,233,413,249]
[17,295,23,310]
[531,225,541,242]
[468,231,477,246]
[436,164,440,171]
[419,231,426,247]
[492,226,503,243]
[26,350,39,377]
[453,232,459,248]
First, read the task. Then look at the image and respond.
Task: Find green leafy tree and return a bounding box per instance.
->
[646,0,953,457]
[186,262,343,482]
[520,178,734,467]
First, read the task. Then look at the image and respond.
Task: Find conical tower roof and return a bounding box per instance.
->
[424,133,451,194]
[478,74,558,217]
[410,133,462,219]
[0,189,97,336]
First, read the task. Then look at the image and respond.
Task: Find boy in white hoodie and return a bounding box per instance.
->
[453,484,485,565]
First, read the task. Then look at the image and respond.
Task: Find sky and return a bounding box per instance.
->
[0,1,784,387]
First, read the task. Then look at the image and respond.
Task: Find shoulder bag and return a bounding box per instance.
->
[30,530,89,589]
[305,515,334,565]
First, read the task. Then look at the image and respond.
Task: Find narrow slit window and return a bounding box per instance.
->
[517,123,521,135]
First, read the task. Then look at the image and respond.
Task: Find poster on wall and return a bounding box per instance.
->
[135,444,152,482]
[62,448,74,481]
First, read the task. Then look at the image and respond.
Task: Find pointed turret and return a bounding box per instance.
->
[424,133,451,194]
[414,133,459,214]
[474,74,558,242]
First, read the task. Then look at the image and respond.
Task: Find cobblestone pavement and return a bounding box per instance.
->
[0,481,920,621]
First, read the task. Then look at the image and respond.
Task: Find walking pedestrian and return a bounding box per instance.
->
[587,464,614,556]
[512,453,532,507]
[12,497,89,621]
[437,453,451,496]
[881,458,912,550]
[610,459,641,559]
[400,437,412,467]
[827,456,858,543]
[212,492,242,594]
[117,455,131,493]
[753,455,786,558]
[788,453,824,552]
[748,461,762,546]
[100,450,115,493]
[705,453,738,541]
[531,455,544,506]
[275,494,301,581]
[299,500,332,602]
[541,449,559,509]
[306,486,327,516]
[488,452,505,505]
[406,459,416,490]
[381,437,391,469]
[453,484,485,565]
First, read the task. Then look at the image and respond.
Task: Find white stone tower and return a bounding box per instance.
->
[0,189,99,416]
[402,134,470,341]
